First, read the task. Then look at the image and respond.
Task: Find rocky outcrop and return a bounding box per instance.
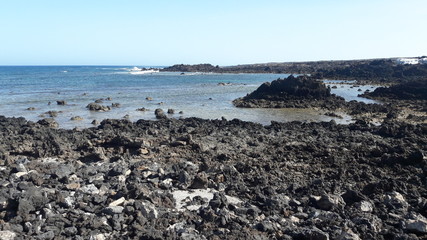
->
[362,79,427,101]
[154,108,167,119]
[162,64,220,72]
[233,75,398,121]
[233,75,346,109]
[86,103,111,112]
[0,116,426,239]
[313,59,427,82]
[161,58,427,84]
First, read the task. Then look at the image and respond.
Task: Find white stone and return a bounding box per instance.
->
[0,231,17,240]
[64,196,75,208]
[118,175,126,183]
[104,206,124,214]
[14,172,28,178]
[109,197,125,207]
[80,184,99,195]
[358,201,373,212]
[171,188,242,211]
[289,216,301,223]
[16,163,27,172]
[384,191,408,209]
[140,202,159,219]
[90,234,107,240]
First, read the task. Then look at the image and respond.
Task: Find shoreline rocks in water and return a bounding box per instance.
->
[86,103,111,112]
[0,115,426,239]
[162,58,427,84]
[362,79,427,101]
[233,75,346,109]
[361,80,427,122]
[233,75,427,124]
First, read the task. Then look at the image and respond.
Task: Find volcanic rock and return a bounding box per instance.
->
[86,103,111,112]
[155,108,167,119]
[233,75,345,109]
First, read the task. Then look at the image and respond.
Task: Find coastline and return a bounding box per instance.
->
[0,62,426,239]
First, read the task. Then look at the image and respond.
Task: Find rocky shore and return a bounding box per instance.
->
[233,75,346,109]
[361,79,427,124]
[0,114,426,239]
[161,58,427,84]
[233,75,397,124]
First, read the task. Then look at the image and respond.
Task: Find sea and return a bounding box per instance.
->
[0,66,378,129]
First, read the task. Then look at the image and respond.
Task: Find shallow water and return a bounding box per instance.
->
[0,66,375,128]
[323,79,380,104]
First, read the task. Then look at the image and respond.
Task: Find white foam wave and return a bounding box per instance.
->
[129,69,160,75]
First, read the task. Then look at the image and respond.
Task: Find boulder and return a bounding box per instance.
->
[70,116,83,121]
[86,103,111,112]
[0,231,17,240]
[37,118,58,128]
[403,213,427,233]
[384,191,409,210]
[155,109,167,119]
[103,206,124,215]
[316,194,346,211]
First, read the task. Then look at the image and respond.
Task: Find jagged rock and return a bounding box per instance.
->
[403,213,427,233]
[316,194,346,211]
[70,116,83,121]
[190,172,208,189]
[209,192,228,210]
[384,191,409,210]
[136,201,158,219]
[233,75,345,109]
[364,80,427,100]
[155,108,167,119]
[338,230,361,240]
[86,103,111,112]
[57,100,66,105]
[103,206,124,215]
[37,118,58,128]
[356,201,374,212]
[80,184,99,195]
[298,227,329,240]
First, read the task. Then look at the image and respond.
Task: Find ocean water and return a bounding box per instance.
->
[0,66,376,128]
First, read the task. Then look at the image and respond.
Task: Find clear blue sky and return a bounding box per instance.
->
[0,0,426,66]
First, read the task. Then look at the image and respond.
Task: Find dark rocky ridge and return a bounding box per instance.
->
[361,80,427,122]
[0,116,426,239]
[233,76,394,122]
[313,59,427,83]
[161,58,427,83]
[363,79,427,101]
[233,75,345,109]
[162,64,220,73]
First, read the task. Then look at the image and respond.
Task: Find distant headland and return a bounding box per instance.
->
[162,57,427,83]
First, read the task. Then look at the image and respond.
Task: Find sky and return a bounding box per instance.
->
[0,0,426,66]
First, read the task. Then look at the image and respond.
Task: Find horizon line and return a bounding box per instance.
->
[0,55,426,67]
